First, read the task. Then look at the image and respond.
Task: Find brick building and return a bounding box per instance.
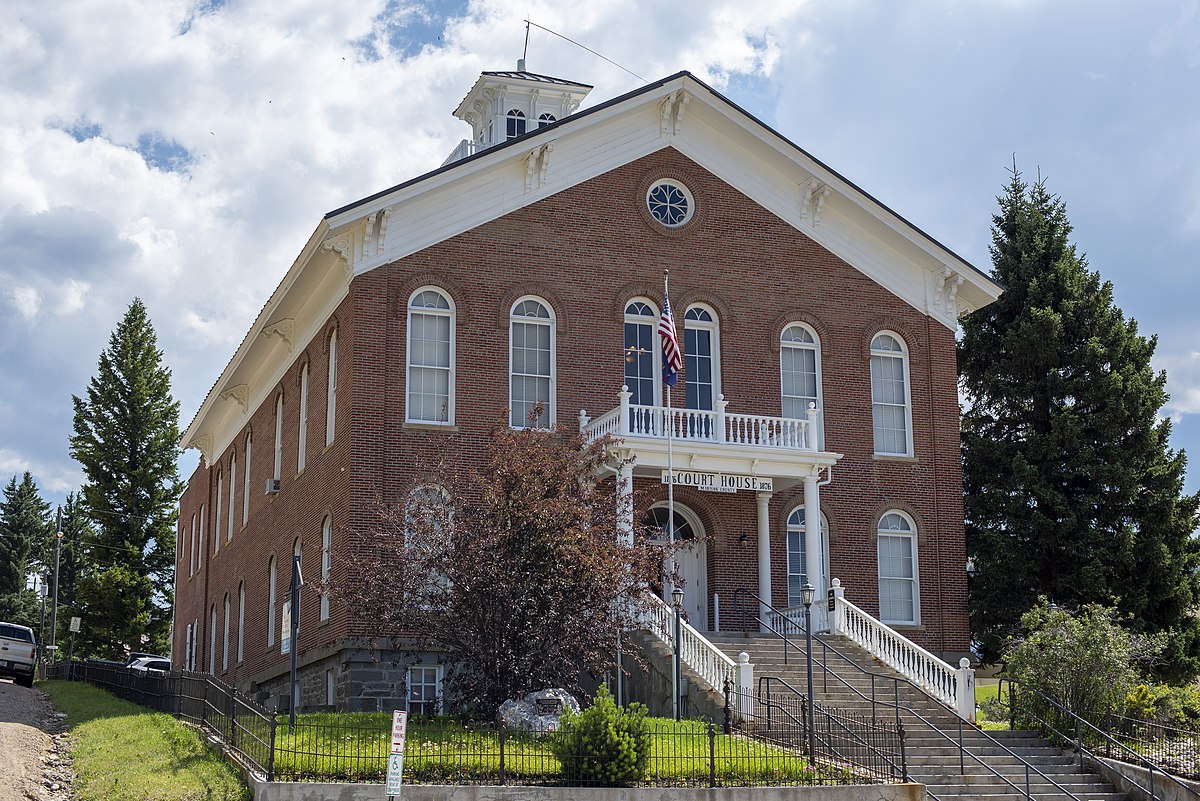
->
[174,67,1002,711]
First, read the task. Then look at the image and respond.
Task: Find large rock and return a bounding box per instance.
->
[499,688,580,733]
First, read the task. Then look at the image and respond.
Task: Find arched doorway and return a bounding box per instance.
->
[646,504,708,631]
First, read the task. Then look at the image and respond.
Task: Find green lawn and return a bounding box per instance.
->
[975,681,1010,730]
[43,680,250,801]
[273,712,840,785]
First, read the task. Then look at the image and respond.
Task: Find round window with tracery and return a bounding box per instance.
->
[646,180,694,227]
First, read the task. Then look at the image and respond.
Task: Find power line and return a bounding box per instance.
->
[524,19,647,84]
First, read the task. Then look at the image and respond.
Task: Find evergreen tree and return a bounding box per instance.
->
[70,299,183,657]
[50,492,90,647]
[0,472,52,626]
[960,169,1200,679]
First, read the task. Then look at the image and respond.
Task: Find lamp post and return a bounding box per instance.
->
[672,586,684,720]
[801,582,816,762]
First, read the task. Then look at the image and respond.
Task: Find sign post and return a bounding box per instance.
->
[67,617,80,668]
[386,710,408,798]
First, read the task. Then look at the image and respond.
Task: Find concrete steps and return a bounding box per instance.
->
[701,632,1129,801]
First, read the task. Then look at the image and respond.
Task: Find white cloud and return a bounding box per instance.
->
[9,286,41,320]
[1158,350,1200,420]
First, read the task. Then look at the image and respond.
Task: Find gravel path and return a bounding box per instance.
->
[0,680,73,801]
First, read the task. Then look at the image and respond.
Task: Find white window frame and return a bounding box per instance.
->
[505,108,527,139]
[214,468,223,553]
[684,304,721,411]
[242,434,252,526]
[785,506,830,607]
[209,604,217,674]
[624,299,661,408]
[273,393,284,482]
[267,556,277,648]
[320,516,332,622]
[189,513,197,577]
[406,288,456,424]
[197,505,205,571]
[406,664,443,715]
[781,323,824,448]
[877,511,920,625]
[509,297,555,429]
[298,363,309,472]
[227,454,237,542]
[222,593,230,672]
[326,330,337,446]
[191,618,198,672]
[870,332,913,456]
[237,581,245,664]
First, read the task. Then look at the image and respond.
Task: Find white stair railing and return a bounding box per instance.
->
[638,591,754,719]
[830,579,975,721]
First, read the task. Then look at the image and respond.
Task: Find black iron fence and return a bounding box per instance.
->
[1098,713,1200,779]
[53,660,905,787]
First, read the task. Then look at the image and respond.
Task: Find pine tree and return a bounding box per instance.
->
[0,472,52,626]
[960,169,1200,679]
[70,299,183,657]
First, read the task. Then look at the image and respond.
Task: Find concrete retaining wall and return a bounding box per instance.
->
[251,781,925,801]
[1088,755,1200,801]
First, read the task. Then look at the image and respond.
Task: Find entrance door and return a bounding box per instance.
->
[670,540,709,631]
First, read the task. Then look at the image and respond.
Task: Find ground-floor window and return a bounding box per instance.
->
[877,511,918,624]
[406,665,442,715]
[785,507,828,607]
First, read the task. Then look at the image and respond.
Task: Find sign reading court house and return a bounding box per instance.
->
[661,471,774,493]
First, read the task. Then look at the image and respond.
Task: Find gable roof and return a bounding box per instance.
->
[182,69,1001,465]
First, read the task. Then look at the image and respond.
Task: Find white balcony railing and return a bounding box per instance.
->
[440,138,479,167]
[582,387,820,452]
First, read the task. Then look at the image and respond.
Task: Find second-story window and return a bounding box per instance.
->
[227,454,237,542]
[326,330,338,446]
[273,393,284,482]
[624,300,659,407]
[214,468,223,553]
[781,323,823,448]
[684,305,719,411]
[407,289,454,424]
[242,434,251,525]
[870,332,912,455]
[510,298,554,428]
[538,112,556,128]
[298,364,309,472]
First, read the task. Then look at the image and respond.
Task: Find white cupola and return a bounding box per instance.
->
[443,60,592,165]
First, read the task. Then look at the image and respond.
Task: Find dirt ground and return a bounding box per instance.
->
[0,680,72,801]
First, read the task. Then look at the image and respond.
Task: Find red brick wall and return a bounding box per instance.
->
[176,145,971,684]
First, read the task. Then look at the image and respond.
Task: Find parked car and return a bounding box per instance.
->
[125,652,167,666]
[0,622,38,687]
[128,656,171,676]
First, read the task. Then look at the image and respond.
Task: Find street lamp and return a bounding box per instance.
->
[671,586,684,721]
[801,582,817,762]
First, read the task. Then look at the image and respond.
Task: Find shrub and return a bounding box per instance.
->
[551,686,651,785]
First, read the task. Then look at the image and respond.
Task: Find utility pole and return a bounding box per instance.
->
[51,508,62,659]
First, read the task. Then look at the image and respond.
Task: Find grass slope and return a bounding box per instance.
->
[43,680,250,801]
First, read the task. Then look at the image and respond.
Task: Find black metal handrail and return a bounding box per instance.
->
[997,677,1200,801]
[731,588,1094,801]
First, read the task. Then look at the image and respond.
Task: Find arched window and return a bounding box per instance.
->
[785,507,830,607]
[624,300,659,407]
[781,324,823,448]
[237,581,245,663]
[197,505,205,571]
[326,330,338,446]
[189,513,197,576]
[320,516,332,622]
[877,512,919,624]
[506,109,527,139]
[227,454,237,542]
[684,305,720,412]
[242,434,252,525]
[407,289,455,424]
[509,298,554,428]
[267,556,277,647]
[538,112,556,128]
[870,332,912,455]
[298,363,309,472]
[222,593,231,671]
[214,468,223,554]
[209,604,217,674]
[273,393,284,482]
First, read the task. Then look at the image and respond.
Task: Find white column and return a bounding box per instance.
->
[735,651,754,722]
[756,491,773,633]
[617,459,634,546]
[803,472,822,618]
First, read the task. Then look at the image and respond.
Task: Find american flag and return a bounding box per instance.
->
[659,296,683,388]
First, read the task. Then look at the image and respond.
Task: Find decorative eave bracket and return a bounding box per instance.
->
[188,433,215,468]
[933,267,966,317]
[659,90,692,137]
[218,383,249,409]
[525,142,555,192]
[262,318,295,352]
[799,178,832,226]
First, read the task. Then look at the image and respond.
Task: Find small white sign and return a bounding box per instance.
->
[390,710,409,751]
[660,470,773,493]
[281,601,292,655]
[69,617,81,633]
[386,710,408,796]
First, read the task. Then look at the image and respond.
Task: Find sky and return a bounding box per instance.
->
[2,0,1199,510]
